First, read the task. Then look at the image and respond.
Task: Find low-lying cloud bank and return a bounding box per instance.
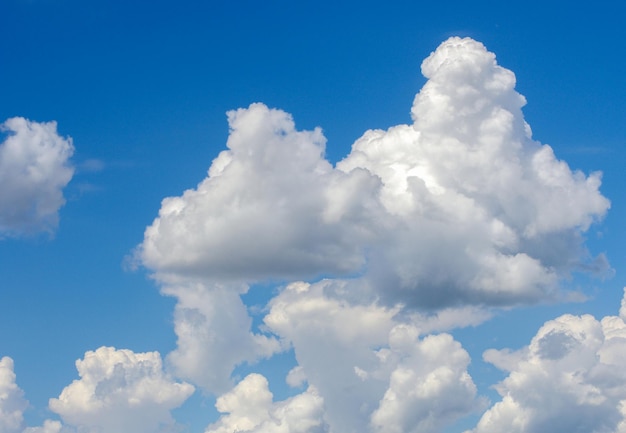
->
[7,288,626,433]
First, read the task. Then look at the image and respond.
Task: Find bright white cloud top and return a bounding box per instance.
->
[130,36,613,432]
[3,36,623,433]
[140,37,609,310]
[265,280,481,432]
[0,117,74,237]
[49,347,193,433]
[469,288,626,433]
[204,373,326,433]
[0,357,28,433]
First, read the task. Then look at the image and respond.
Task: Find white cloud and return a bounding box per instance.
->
[22,420,63,433]
[338,37,609,307]
[204,373,327,433]
[369,326,482,433]
[264,280,398,432]
[264,280,481,433]
[286,366,307,388]
[139,103,380,282]
[0,357,28,433]
[406,305,493,335]
[162,282,281,393]
[133,35,613,432]
[0,117,74,237]
[139,37,608,309]
[467,288,626,433]
[48,347,194,433]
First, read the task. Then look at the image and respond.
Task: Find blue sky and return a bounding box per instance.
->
[1,1,626,432]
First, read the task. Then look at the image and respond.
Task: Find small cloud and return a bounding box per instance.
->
[0,117,74,238]
[205,373,326,433]
[49,347,194,433]
[0,356,28,433]
[470,290,626,433]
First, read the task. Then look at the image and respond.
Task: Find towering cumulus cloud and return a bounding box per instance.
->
[141,37,608,308]
[136,37,611,432]
[0,117,74,237]
[338,37,609,307]
[140,104,378,282]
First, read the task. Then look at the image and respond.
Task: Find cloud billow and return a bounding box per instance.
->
[140,37,609,309]
[467,288,626,433]
[0,357,28,433]
[48,347,194,433]
[139,104,379,283]
[204,373,326,433]
[129,36,614,433]
[0,117,74,238]
[264,280,482,433]
[128,39,615,433]
[339,38,609,307]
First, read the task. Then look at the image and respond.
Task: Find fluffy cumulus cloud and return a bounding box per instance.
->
[48,347,194,433]
[139,104,380,282]
[265,280,398,433]
[264,280,481,433]
[22,420,63,433]
[140,37,608,310]
[0,34,621,433]
[468,288,626,433]
[205,373,326,433]
[0,357,28,433]
[132,36,613,432]
[162,282,281,392]
[337,37,609,307]
[0,117,74,237]
[368,326,482,433]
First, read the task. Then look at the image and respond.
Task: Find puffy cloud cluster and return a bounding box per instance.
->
[162,282,281,392]
[0,357,28,433]
[2,35,621,433]
[140,37,608,310]
[468,288,626,433]
[139,103,380,283]
[0,117,74,237]
[130,36,614,432]
[338,38,609,307]
[48,347,194,433]
[368,327,481,433]
[264,280,481,433]
[205,373,326,433]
